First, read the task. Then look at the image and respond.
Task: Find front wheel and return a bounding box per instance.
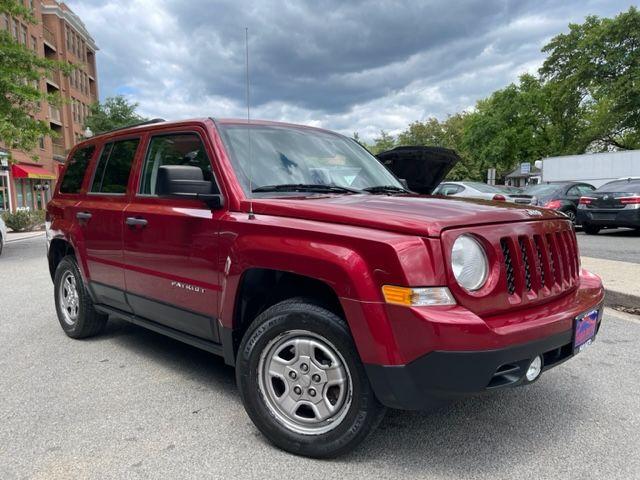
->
[236,299,385,458]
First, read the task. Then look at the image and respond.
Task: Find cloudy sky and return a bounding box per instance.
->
[68,0,634,140]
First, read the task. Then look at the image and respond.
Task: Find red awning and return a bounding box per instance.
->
[12,164,56,180]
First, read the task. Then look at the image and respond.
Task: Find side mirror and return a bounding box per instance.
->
[157,165,224,209]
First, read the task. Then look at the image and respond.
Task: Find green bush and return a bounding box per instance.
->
[30,209,46,228]
[2,210,46,232]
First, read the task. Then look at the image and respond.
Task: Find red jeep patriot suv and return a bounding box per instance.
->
[46,118,604,458]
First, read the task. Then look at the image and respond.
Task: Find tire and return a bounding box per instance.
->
[583,224,601,235]
[54,255,107,338]
[236,298,386,458]
[563,209,576,224]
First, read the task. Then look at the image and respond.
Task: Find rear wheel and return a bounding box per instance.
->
[236,299,385,458]
[563,209,576,224]
[54,256,107,338]
[583,224,601,235]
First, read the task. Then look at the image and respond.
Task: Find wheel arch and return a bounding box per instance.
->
[48,237,76,280]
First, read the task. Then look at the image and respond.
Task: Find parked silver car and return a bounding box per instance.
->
[433,181,534,204]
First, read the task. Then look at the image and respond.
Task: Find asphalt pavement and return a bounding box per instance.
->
[576,227,640,263]
[1,236,639,480]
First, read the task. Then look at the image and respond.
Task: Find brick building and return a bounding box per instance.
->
[0,0,98,212]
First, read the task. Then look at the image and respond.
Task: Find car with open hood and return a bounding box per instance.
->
[46,118,604,458]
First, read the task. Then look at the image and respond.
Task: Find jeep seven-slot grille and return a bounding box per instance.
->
[499,228,579,299]
[501,239,516,295]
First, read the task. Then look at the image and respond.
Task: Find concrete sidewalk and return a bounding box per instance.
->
[582,256,640,310]
[5,230,45,243]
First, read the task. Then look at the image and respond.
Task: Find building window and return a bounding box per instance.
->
[31,35,37,51]
[15,178,24,208]
[1,14,8,31]
[0,173,10,212]
[21,24,27,45]
[13,19,19,40]
[39,136,45,149]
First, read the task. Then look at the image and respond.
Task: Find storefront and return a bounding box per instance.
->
[10,164,56,211]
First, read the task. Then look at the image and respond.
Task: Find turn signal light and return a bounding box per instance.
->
[619,196,640,204]
[579,197,594,205]
[544,199,562,209]
[492,194,506,201]
[382,285,456,306]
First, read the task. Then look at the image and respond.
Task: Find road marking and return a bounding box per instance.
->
[605,307,640,324]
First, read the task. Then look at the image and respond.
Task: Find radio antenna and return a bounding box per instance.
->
[245,27,255,220]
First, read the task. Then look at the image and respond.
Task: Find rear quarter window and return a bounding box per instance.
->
[59,146,95,194]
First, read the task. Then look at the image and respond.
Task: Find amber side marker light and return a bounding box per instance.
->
[382,285,456,307]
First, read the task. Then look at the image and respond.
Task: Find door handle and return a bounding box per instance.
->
[76,211,92,221]
[125,217,148,228]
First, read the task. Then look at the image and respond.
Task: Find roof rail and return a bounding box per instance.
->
[98,118,166,136]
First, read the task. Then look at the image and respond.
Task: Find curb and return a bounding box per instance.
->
[6,231,45,243]
[580,257,640,312]
[603,289,640,311]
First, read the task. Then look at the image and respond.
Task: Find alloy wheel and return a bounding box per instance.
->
[59,271,80,326]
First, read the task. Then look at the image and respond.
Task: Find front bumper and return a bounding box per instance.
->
[366,310,602,410]
[361,271,604,410]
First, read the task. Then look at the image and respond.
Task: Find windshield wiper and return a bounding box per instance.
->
[252,183,361,194]
[362,185,408,194]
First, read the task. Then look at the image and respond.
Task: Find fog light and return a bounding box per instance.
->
[526,356,543,381]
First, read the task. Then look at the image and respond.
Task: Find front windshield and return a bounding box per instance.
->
[218,124,402,195]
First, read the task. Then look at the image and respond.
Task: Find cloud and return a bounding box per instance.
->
[68,0,635,140]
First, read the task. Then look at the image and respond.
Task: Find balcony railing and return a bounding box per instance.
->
[43,26,56,48]
[49,105,61,123]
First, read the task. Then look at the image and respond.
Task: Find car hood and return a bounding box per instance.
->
[375,146,459,194]
[247,194,564,237]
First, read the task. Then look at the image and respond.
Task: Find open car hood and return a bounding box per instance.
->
[376,146,460,194]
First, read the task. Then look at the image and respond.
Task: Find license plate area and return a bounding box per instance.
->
[573,309,599,353]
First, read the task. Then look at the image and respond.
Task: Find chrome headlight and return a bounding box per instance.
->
[451,235,489,291]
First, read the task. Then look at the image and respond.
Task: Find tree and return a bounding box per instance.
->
[369,130,396,154]
[540,7,640,150]
[0,0,69,156]
[85,96,147,134]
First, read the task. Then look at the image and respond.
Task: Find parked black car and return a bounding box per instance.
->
[524,182,596,224]
[576,178,640,234]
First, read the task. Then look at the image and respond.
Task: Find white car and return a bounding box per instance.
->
[0,215,6,256]
[433,181,535,204]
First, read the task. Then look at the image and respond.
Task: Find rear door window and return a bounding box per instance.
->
[59,146,95,194]
[91,139,140,194]
[566,185,582,197]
